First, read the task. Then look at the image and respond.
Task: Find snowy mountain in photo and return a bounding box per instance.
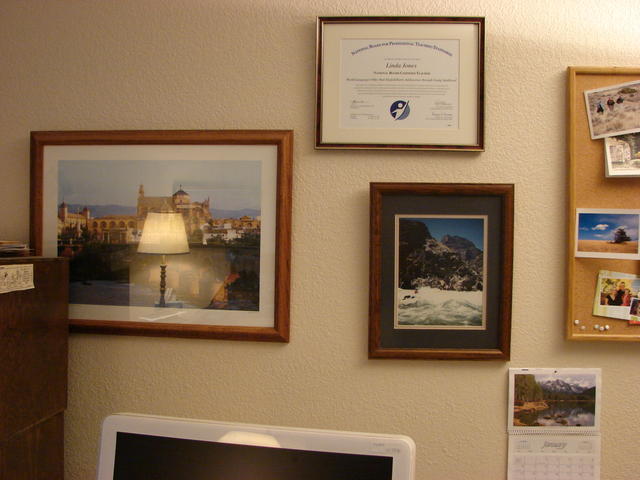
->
[538,378,588,395]
[398,219,483,292]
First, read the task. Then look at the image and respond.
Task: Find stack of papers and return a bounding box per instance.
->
[0,241,30,256]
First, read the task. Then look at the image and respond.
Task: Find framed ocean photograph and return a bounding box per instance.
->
[369,183,513,360]
[30,130,292,341]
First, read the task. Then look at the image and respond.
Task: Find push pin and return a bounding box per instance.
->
[593,324,600,330]
[604,325,610,331]
[574,320,580,325]
[599,326,605,331]
[580,326,586,331]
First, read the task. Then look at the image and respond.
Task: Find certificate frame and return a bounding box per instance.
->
[30,130,292,342]
[316,17,485,151]
[369,183,513,360]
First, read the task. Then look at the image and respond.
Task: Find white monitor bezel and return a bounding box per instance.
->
[97,413,415,480]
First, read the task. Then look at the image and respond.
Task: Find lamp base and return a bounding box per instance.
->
[158,261,167,307]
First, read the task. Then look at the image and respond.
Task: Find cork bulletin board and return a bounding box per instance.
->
[567,67,640,341]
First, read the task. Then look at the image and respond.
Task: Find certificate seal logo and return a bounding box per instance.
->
[390,100,410,120]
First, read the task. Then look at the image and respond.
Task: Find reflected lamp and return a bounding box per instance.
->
[137,211,189,307]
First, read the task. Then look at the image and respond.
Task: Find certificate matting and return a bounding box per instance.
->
[316,17,485,151]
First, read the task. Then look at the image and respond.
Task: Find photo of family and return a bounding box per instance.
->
[598,279,636,306]
[584,79,640,139]
[592,270,640,321]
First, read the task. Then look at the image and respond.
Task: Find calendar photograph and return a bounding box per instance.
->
[508,368,601,433]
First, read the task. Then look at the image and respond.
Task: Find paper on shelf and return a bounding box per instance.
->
[0,264,34,294]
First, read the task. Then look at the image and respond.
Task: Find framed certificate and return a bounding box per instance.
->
[316,17,485,151]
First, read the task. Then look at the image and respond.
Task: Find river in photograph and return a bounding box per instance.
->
[516,401,596,427]
[397,287,483,327]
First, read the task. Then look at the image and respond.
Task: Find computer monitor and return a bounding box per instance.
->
[96,413,415,480]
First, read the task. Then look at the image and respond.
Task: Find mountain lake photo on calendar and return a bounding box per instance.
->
[513,373,597,427]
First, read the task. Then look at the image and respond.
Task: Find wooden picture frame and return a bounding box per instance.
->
[369,183,513,359]
[31,130,292,342]
[567,67,640,341]
[316,16,485,151]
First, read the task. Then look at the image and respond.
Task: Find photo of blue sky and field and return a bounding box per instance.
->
[575,209,640,259]
[511,371,598,428]
[395,215,486,329]
[58,159,262,311]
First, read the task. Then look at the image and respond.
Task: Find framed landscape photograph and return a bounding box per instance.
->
[30,130,292,341]
[369,183,513,359]
[574,208,640,259]
[316,17,485,151]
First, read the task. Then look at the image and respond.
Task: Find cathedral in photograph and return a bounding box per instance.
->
[58,184,213,245]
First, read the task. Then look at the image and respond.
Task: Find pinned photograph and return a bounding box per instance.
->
[629,298,640,325]
[508,368,601,432]
[604,132,640,177]
[592,270,640,320]
[394,215,487,330]
[575,209,640,259]
[584,80,640,139]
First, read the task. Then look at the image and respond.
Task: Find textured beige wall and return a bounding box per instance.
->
[2,1,639,478]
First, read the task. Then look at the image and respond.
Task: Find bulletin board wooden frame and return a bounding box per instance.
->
[567,66,640,341]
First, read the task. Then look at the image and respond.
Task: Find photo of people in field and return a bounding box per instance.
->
[585,80,640,139]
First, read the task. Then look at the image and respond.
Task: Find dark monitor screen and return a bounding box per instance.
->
[97,415,415,480]
[114,432,393,480]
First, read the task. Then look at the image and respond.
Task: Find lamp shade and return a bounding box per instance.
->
[137,212,189,255]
